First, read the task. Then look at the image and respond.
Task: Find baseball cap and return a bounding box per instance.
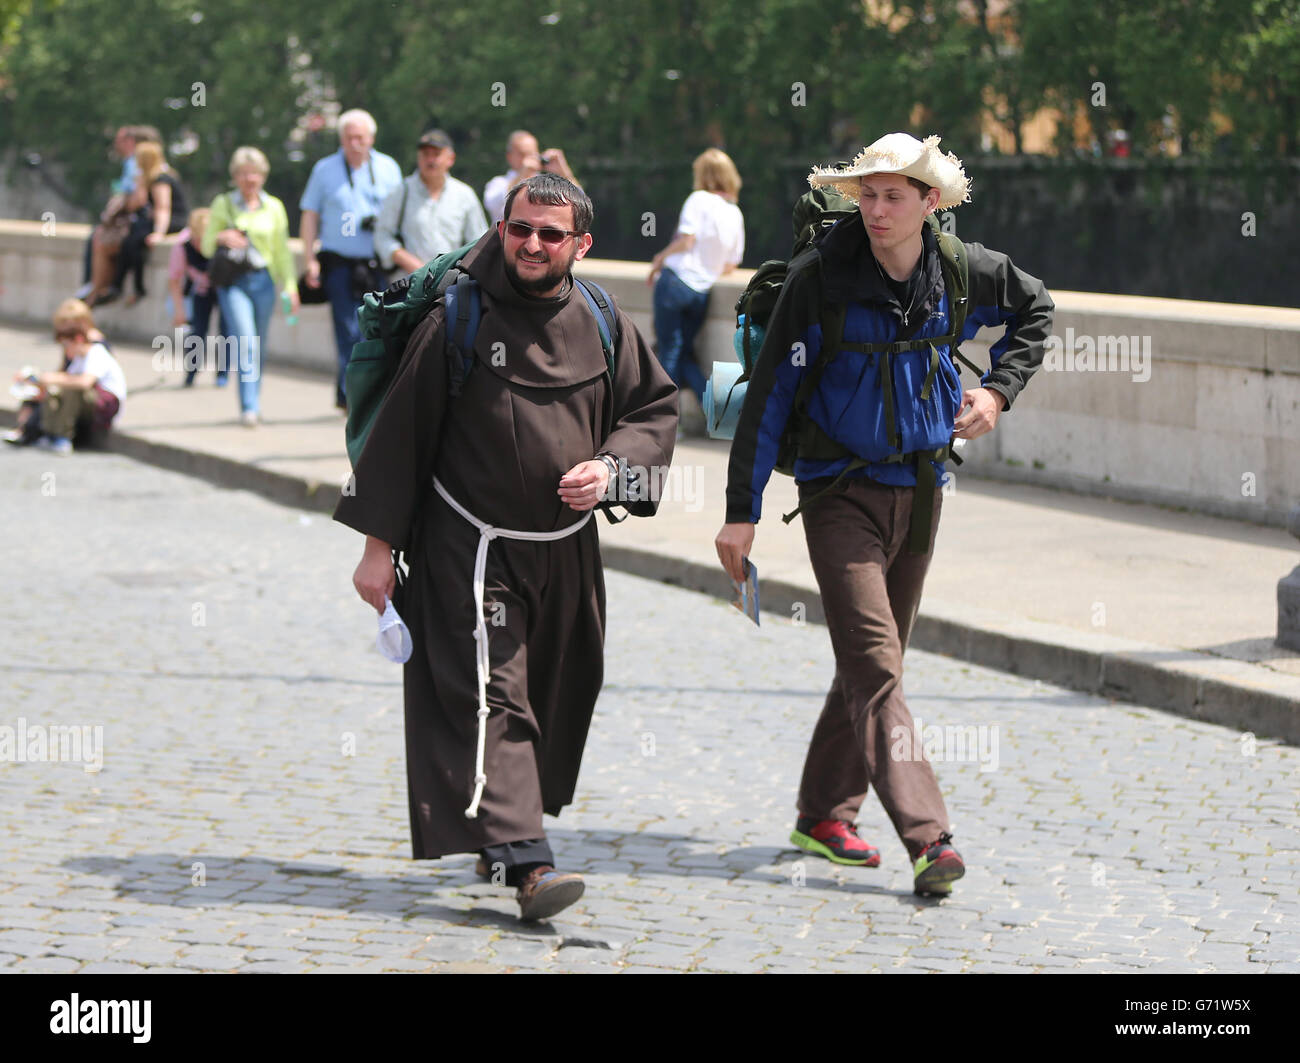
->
[417,129,454,150]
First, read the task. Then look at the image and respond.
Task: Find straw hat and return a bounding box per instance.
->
[808,133,971,210]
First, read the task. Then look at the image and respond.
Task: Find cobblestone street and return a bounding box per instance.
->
[2,452,1297,973]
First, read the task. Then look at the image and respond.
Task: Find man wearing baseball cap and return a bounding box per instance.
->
[374,128,489,278]
[715,133,1054,896]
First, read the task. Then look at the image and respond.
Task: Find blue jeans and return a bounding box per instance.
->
[216,268,276,415]
[323,262,362,405]
[652,267,710,401]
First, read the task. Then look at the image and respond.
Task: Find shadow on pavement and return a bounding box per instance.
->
[61,827,934,930]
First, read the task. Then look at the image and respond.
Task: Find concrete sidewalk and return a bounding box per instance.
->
[4,320,1298,742]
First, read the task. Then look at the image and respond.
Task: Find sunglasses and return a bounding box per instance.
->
[503,221,583,246]
[53,329,83,341]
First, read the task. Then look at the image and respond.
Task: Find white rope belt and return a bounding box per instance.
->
[432,477,592,819]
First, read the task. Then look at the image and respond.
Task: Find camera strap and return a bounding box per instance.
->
[344,156,376,190]
[344,154,381,216]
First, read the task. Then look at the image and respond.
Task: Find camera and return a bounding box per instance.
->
[360,215,377,232]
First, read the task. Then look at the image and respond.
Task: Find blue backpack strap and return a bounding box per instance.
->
[574,278,619,375]
[573,278,630,526]
[443,274,612,401]
[443,272,480,398]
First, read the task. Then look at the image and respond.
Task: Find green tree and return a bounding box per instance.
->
[1,0,308,212]
[1218,0,1300,154]
[1014,0,1258,155]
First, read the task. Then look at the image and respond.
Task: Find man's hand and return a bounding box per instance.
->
[517,153,544,182]
[715,522,755,585]
[353,535,395,613]
[558,459,610,512]
[953,386,1005,440]
[541,148,576,183]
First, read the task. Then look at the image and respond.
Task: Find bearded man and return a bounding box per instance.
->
[337,173,677,920]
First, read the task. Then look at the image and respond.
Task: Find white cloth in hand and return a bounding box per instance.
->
[375,596,412,663]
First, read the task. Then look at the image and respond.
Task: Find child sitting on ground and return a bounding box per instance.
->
[5,299,128,454]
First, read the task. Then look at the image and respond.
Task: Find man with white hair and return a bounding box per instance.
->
[300,108,403,409]
[715,133,1053,896]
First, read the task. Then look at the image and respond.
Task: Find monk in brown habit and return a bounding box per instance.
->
[337,173,677,921]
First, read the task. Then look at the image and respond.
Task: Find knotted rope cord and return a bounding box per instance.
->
[432,477,593,818]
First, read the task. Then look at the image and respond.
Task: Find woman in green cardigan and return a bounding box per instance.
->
[202,146,299,427]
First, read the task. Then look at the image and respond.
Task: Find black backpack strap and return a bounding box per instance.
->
[376,273,414,359]
[395,181,410,249]
[951,346,984,377]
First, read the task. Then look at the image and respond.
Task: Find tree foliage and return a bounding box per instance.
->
[2,0,1294,230]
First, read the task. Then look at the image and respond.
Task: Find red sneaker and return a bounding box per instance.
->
[790,817,881,866]
[913,832,965,896]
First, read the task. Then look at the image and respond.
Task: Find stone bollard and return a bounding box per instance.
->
[1278,505,1300,651]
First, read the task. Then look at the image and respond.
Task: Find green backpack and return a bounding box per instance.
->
[734,187,859,373]
[344,241,620,469]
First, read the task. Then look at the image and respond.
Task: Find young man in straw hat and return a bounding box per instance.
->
[715,133,1053,895]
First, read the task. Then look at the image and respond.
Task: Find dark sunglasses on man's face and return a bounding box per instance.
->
[504,221,582,246]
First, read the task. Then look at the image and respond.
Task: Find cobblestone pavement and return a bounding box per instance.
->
[2,452,1297,974]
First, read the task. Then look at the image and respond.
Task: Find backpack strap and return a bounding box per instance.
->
[574,277,619,373]
[935,229,980,376]
[781,444,949,552]
[376,272,416,360]
[442,270,479,398]
[786,253,843,424]
[394,181,410,250]
[572,277,628,524]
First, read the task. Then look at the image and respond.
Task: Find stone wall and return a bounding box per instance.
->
[2,219,1295,524]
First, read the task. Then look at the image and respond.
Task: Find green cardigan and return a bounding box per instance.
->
[201,190,296,297]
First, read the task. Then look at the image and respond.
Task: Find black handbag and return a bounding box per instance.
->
[208,238,264,288]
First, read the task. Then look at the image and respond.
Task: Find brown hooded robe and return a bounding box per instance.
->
[334,230,678,858]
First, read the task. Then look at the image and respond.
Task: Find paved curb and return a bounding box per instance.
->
[7,409,1296,746]
[603,546,1300,746]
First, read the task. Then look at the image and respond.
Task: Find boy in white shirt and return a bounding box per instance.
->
[6,299,127,454]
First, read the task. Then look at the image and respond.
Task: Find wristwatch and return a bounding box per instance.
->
[596,453,620,483]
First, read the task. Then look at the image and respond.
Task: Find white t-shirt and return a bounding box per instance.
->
[483,170,519,225]
[664,190,745,292]
[67,343,128,404]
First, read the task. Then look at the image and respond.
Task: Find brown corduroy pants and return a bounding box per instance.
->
[795,476,949,861]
